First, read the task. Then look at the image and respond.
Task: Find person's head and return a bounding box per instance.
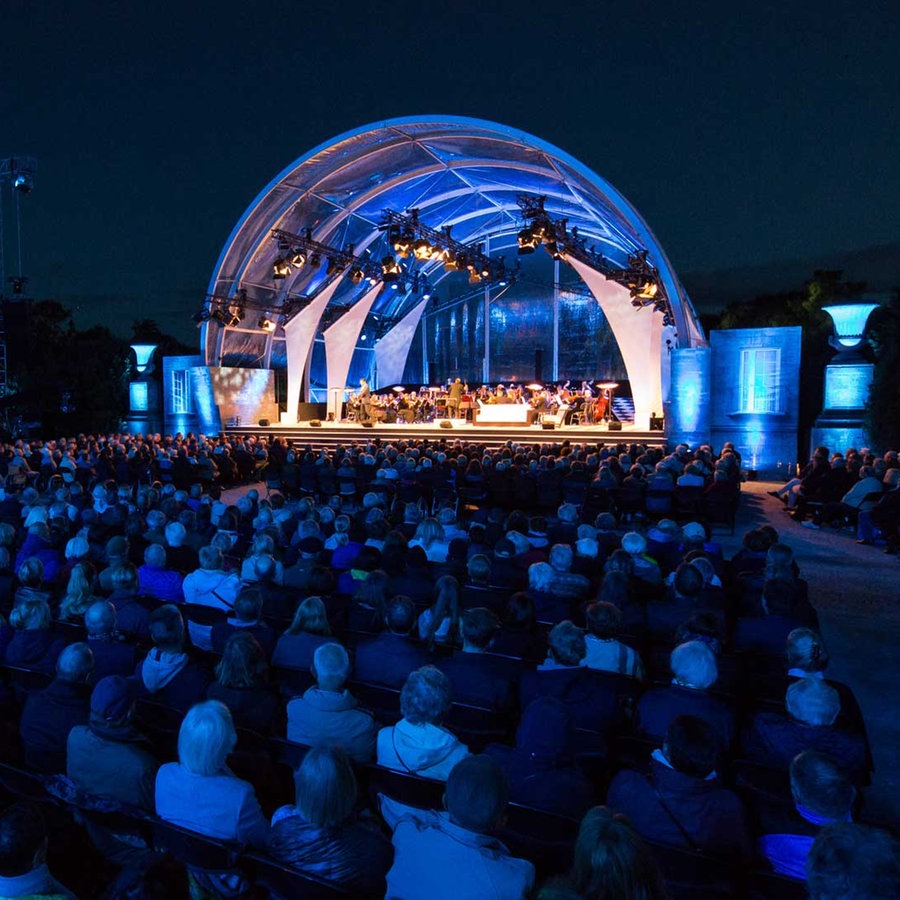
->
[385,595,416,635]
[177,700,236,775]
[786,628,830,673]
[85,599,117,637]
[444,755,509,834]
[9,598,51,632]
[16,556,44,588]
[467,554,491,584]
[199,545,223,571]
[0,802,49,878]
[288,596,331,636]
[621,532,647,557]
[673,612,722,655]
[766,542,795,581]
[571,806,667,900]
[670,640,718,689]
[64,535,90,562]
[790,750,855,821]
[312,642,351,692]
[109,563,139,593]
[400,665,452,726]
[65,560,96,599]
[149,604,186,653]
[413,517,444,548]
[143,543,167,569]
[585,601,622,639]
[549,543,574,573]
[604,548,634,577]
[105,535,129,564]
[673,562,703,599]
[215,632,267,689]
[548,620,586,667]
[55,642,94,684]
[460,607,499,651]
[228,587,261,624]
[787,677,840,727]
[164,521,186,548]
[90,674,138,727]
[664,715,719,779]
[806,822,900,900]
[293,745,358,829]
[528,561,555,592]
[502,592,535,632]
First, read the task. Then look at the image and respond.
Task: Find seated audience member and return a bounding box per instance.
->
[547,543,591,603]
[607,715,751,862]
[383,754,534,900]
[782,628,867,733]
[137,604,210,713]
[97,535,131,593]
[408,516,449,563]
[5,598,66,673]
[239,533,284,584]
[19,643,94,773]
[14,556,52,609]
[741,678,870,785]
[272,595,333,671]
[353,595,430,689]
[583,601,645,679]
[635,641,736,750]
[485,696,594,819]
[286,642,377,762]
[105,564,152,642]
[181,545,242,616]
[268,745,392,894]
[58,560,99,623]
[733,577,817,654]
[805,822,900,900]
[84,600,138,681]
[156,701,269,855]
[137,543,184,604]
[549,806,666,900]
[377,665,469,780]
[67,675,160,812]
[526,561,571,623]
[206,632,277,734]
[492,592,542,660]
[439,606,521,710]
[757,750,855,880]
[520,621,623,735]
[646,561,724,640]
[210,587,275,659]
[163,520,198,573]
[348,568,391,633]
[621,531,662,587]
[417,574,461,647]
[0,802,76,899]
[283,536,324,592]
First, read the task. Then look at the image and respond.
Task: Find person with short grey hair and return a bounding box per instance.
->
[376,666,469,780]
[19,643,94,773]
[286,642,377,762]
[138,542,185,604]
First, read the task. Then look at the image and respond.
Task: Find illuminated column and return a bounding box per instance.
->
[666,347,710,448]
[127,344,161,434]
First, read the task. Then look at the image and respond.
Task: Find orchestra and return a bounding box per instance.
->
[344,378,625,427]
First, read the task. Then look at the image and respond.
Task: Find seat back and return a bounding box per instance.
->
[242,852,358,898]
[361,764,445,811]
[151,817,241,871]
[182,603,229,628]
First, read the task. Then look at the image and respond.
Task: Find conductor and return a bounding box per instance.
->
[447,378,463,419]
[357,378,372,423]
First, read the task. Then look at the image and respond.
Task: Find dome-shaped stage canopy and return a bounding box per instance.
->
[203,116,705,426]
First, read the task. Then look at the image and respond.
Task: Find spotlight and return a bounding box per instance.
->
[394,230,414,258]
[13,174,33,194]
[308,252,322,268]
[273,258,291,279]
[258,317,276,332]
[326,258,344,277]
[630,281,658,301]
[544,241,561,260]
[349,266,365,284]
[211,309,230,326]
[413,238,433,261]
[517,227,539,254]
[290,250,306,269]
[192,309,211,325]
[467,265,482,285]
[381,255,402,282]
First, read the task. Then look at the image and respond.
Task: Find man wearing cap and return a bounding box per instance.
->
[67,676,159,812]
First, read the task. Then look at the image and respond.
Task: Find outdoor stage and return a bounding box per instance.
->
[224,418,666,451]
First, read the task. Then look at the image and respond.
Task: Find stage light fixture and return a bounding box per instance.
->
[272,258,291,279]
[349,266,365,284]
[326,257,344,277]
[517,227,539,254]
[13,174,33,194]
[393,230,414,258]
[467,265,482,285]
[544,241,561,260]
[290,250,306,269]
[381,255,402,282]
[413,238,433,261]
[630,280,658,301]
[258,316,276,332]
[308,252,322,268]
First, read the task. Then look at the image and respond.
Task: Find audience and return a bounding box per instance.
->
[0,802,76,899]
[206,631,277,733]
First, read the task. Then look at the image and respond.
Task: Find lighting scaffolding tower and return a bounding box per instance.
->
[0,157,37,402]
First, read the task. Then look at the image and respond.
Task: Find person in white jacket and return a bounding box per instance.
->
[377,665,468,781]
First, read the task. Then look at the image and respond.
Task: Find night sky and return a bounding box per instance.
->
[2,0,897,344]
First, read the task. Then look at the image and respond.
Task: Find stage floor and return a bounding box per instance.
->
[224,418,667,450]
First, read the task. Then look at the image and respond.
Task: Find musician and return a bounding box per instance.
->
[447,378,463,419]
[357,378,372,423]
